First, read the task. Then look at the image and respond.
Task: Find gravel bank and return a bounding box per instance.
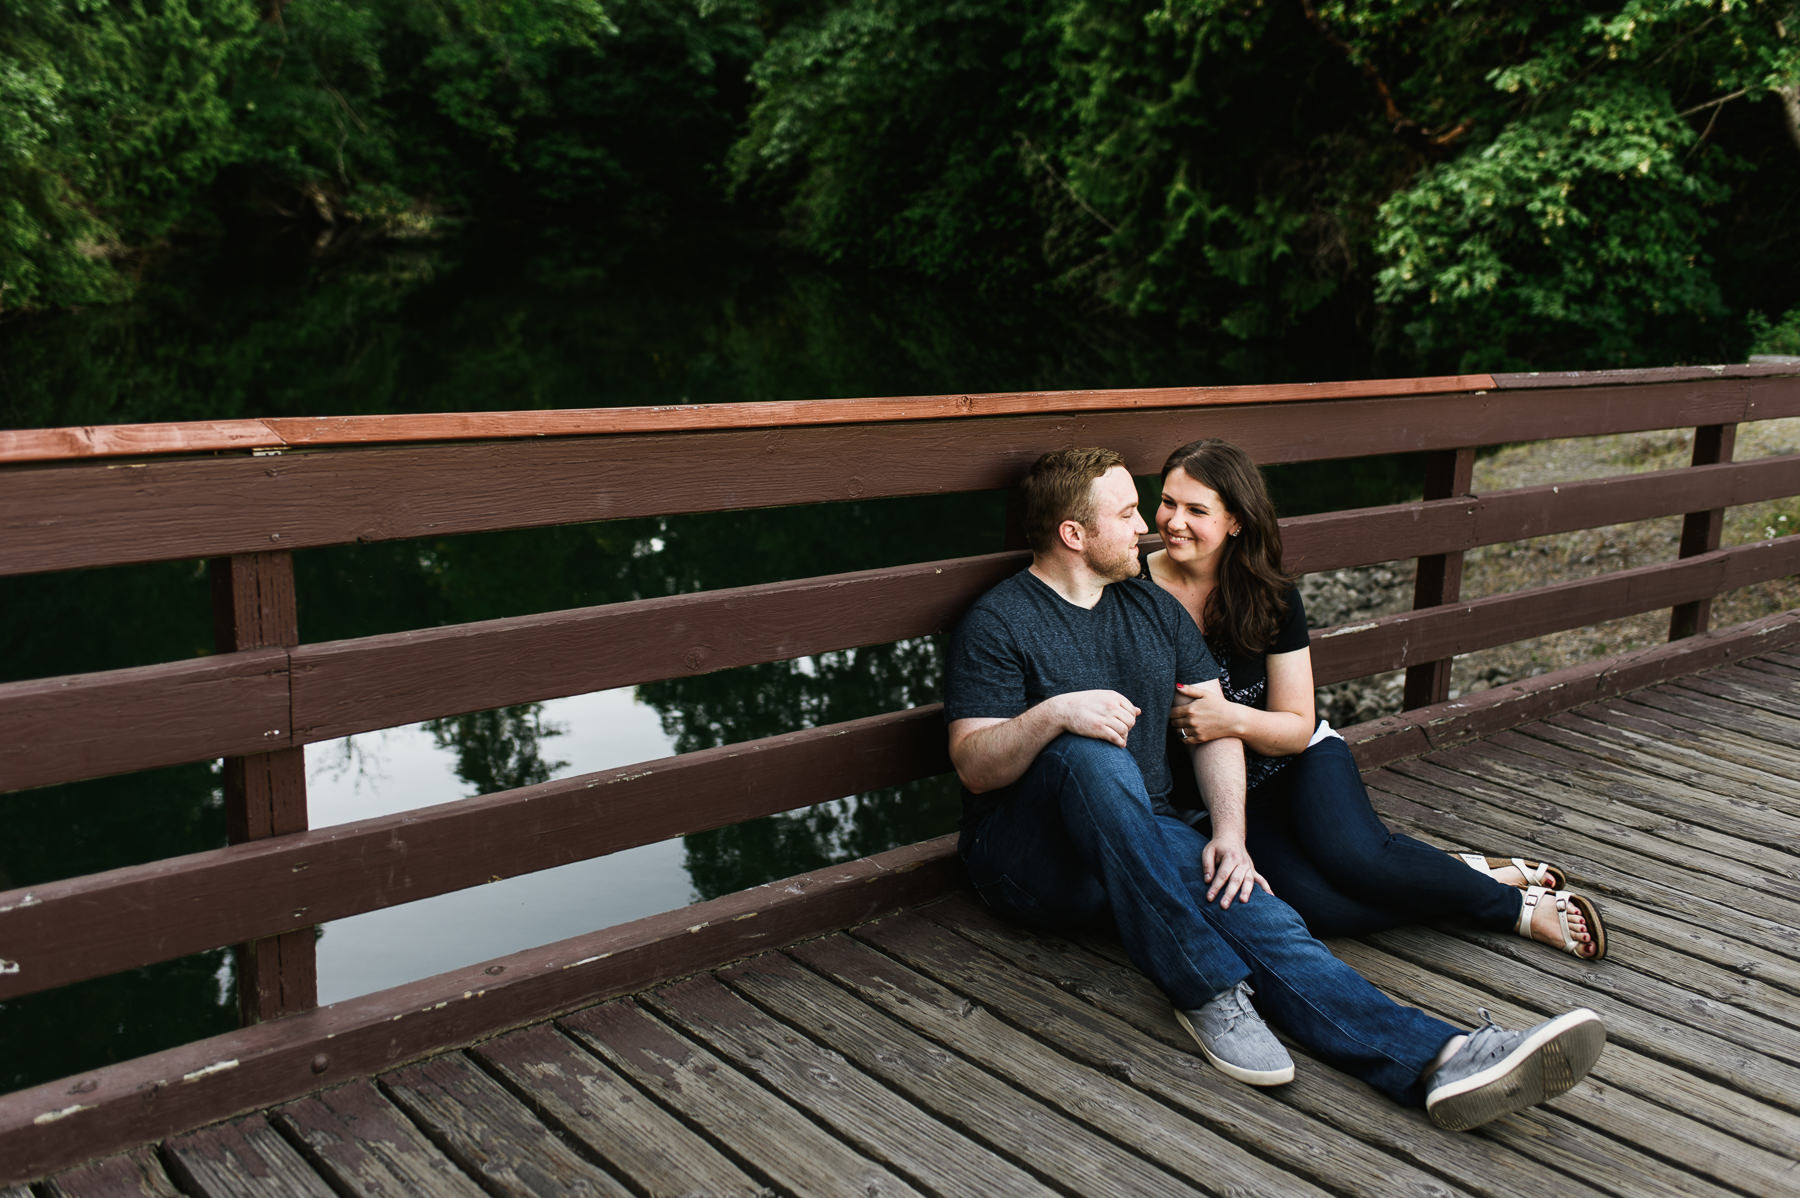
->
[1300,418,1800,727]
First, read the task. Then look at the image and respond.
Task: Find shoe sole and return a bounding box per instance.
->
[1426,1009,1606,1131]
[1174,1009,1296,1086]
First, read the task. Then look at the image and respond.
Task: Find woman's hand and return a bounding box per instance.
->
[1170,682,1243,744]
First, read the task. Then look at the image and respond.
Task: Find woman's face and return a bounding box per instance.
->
[1156,467,1241,569]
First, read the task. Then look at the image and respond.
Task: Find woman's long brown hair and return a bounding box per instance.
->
[1159,438,1296,655]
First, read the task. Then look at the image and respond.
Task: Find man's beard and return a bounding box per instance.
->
[1085,540,1140,583]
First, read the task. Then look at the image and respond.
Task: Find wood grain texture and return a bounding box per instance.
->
[274,1081,487,1198]
[0,707,947,1000]
[0,375,1501,464]
[875,901,1548,1198]
[381,1053,633,1197]
[38,1148,183,1198]
[10,375,1800,576]
[0,649,290,793]
[644,971,1071,1198]
[162,1114,336,1198]
[1312,537,1800,685]
[0,835,958,1187]
[740,940,1333,1198]
[290,552,1021,742]
[561,1000,924,1198]
[474,1023,766,1197]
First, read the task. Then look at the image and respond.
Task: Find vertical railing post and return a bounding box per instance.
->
[1403,446,1476,710]
[1668,423,1738,640]
[209,550,317,1024]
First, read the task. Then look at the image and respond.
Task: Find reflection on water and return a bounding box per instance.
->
[308,689,692,1004]
[0,232,1388,1092]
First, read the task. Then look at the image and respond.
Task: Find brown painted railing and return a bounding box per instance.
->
[3,363,1800,1177]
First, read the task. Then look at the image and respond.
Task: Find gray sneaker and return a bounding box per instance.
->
[1425,1007,1606,1130]
[1175,982,1295,1086]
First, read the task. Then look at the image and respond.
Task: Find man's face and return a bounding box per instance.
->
[1081,465,1149,582]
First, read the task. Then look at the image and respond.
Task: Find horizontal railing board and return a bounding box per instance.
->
[0,650,291,794]
[11,455,1800,793]
[1488,364,1800,390]
[0,835,964,1189]
[291,553,1021,744]
[6,363,1796,467]
[1310,536,1800,683]
[1282,454,1800,572]
[0,376,1500,465]
[0,707,949,1000]
[9,377,1800,577]
[1344,610,1800,769]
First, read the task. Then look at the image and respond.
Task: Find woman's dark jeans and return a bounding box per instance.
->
[1245,735,1522,938]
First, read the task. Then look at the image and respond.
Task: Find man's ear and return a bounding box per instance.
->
[1057,518,1085,552]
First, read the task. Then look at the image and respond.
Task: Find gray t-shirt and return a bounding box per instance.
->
[944,569,1221,805]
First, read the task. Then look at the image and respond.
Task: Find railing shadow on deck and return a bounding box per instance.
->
[3,362,1800,1184]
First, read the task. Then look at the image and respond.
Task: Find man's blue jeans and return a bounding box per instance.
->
[959,733,1459,1105]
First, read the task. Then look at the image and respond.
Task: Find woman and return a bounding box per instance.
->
[1147,438,1605,959]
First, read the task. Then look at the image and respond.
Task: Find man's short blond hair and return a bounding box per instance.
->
[1021,447,1127,553]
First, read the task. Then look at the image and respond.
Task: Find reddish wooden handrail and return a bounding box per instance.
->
[5,364,1800,1184]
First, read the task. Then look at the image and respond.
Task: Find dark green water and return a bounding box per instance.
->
[0,233,1413,1092]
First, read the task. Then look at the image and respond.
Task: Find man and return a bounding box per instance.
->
[944,446,1605,1129]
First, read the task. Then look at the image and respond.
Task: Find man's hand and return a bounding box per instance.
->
[1202,833,1273,908]
[1053,689,1140,747]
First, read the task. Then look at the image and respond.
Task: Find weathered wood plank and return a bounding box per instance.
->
[273,1081,487,1198]
[1346,921,1800,1152]
[1361,773,1800,968]
[1476,726,1800,849]
[1311,537,1800,685]
[756,936,1341,1198]
[0,649,290,794]
[0,375,1500,464]
[1674,666,1800,727]
[888,899,1596,1198]
[560,1000,923,1197]
[290,554,1018,743]
[162,1114,336,1198]
[954,894,1772,1198]
[0,708,948,1000]
[1420,734,1800,893]
[1332,936,1793,1198]
[1382,757,1800,930]
[473,1023,765,1198]
[0,836,958,1187]
[645,971,1074,1198]
[1561,700,1800,801]
[39,1148,182,1198]
[1500,716,1800,825]
[381,1052,632,1197]
[1538,708,1800,826]
[1283,454,1800,573]
[10,376,1800,576]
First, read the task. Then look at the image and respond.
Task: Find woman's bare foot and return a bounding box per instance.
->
[1524,890,1598,958]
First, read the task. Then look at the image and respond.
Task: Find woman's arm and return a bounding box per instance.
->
[1169,645,1316,758]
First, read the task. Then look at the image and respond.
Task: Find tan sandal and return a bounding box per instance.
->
[1517,885,1607,960]
[1455,852,1567,890]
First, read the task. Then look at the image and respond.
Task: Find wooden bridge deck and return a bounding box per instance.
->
[19,652,1800,1198]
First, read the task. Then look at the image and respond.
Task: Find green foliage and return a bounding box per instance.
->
[1749,305,1800,356]
[1370,0,1800,368]
[730,0,1051,280]
[0,0,256,310]
[0,0,765,310]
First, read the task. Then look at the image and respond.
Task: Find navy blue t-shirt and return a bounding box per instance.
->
[944,570,1221,805]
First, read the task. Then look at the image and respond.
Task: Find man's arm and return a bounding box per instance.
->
[1176,678,1268,907]
[949,689,1142,793]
